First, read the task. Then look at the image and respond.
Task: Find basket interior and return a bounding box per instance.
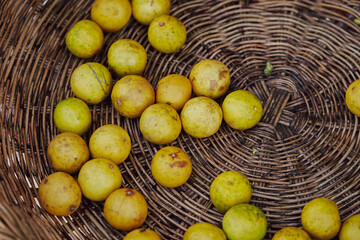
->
[1,0,360,239]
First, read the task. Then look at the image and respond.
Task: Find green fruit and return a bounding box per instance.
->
[222,204,268,240]
[183,222,226,240]
[339,214,360,240]
[210,171,252,213]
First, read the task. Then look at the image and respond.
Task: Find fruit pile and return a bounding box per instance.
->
[37,0,360,239]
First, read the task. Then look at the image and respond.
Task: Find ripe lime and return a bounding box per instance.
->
[132,0,170,25]
[123,228,161,240]
[346,79,360,117]
[272,227,311,240]
[184,222,226,240]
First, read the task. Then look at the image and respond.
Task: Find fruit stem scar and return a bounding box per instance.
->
[87,64,107,95]
[68,205,77,212]
[159,22,165,26]
[169,153,178,159]
[126,189,135,196]
[109,164,113,169]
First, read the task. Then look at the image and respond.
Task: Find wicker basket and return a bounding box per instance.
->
[1,0,360,239]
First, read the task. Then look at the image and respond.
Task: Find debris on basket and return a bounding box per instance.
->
[354,18,360,25]
[252,147,259,154]
[264,61,273,76]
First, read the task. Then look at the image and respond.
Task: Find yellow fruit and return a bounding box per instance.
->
[108,39,147,77]
[222,90,263,130]
[70,62,112,104]
[151,146,192,188]
[223,204,268,240]
[47,132,89,174]
[156,74,192,111]
[78,158,122,201]
[189,59,230,99]
[210,171,252,213]
[132,0,170,25]
[183,222,226,240]
[111,75,155,118]
[301,198,341,240]
[104,188,148,231]
[180,96,222,138]
[89,124,131,165]
[91,0,131,32]
[140,103,181,145]
[346,79,360,117]
[53,98,92,136]
[339,214,360,240]
[38,172,82,216]
[272,227,311,240]
[148,15,187,53]
[123,228,161,240]
[65,20,104,58]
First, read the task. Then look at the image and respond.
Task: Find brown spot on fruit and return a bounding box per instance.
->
[125,189,135,196]
[68,205,77,212]
[210,80,218,91]
[170,161,187,168]
[44,179,48,184]
[159,22,165,26]
[140,228,146,233]
[219,86,225,91]
[219,70,228,79]
[228,181,233,185]
[109,164,113,169]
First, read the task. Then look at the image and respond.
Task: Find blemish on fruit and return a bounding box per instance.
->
[44,179,48,184]
[219,70,228,79]
[126,189,135,196]
[169,153,178,159]
[109,164,113,169]
[210,80,218,90]
[170,161,187,168]
[159,22,165,26]
[253,106,257,111]
[68,205,77,212]
[140,228,146,233]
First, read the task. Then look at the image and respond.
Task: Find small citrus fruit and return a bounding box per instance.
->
[91,0,131,32]
[111,75,155,118]
[189,59,230,99]
[70,62,112,104]
[108,39,147,77]
[272,227,311,240]
[123,228,161,240]
[140,103,181,145]
[53,98,92,136]
[339,214,360,240]
[210,171,252,213]
[346,79,360,117]
[180,96,222,138]
[132,0,170,25]
[38,172,82,216]
[89,124,131,165]
[148,15,187,53]
[65,20,104,58]
[183,222,226,240]
[47,132,89,174]
[151,146,192,188]
[222,90,263,130]
[78,158,122,201]
[104,188,148,231]
[156,74,192,111]
[222,204,268,240]
[301,198,341,240]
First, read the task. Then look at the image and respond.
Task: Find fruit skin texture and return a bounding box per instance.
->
[70,62,112,104]
[148,15,187,53]
[47,132,89,174]
[108,39,147,77]
[132,0,170,25]
[210,171,252,213]
[222,90,263,130]
[89,124,131,165]
[140,103,181,145]
[111,75,155,118]
[91,0,131,32]
[301,198,341,240]
[123,228,161,240]
[53,98,92,136]
[183,222,227,240]
[65,20,104,58]
[156,74,192,111]
[38,172,82,216]
[346,79,360,117]
[151,146,192,188]
[104,188,148,231]
[222,204,268,240]
[180,96,223,138]
[339,214,360,240]
[189,59,230,99]
[272,227,311,240]
[78,158,122,202]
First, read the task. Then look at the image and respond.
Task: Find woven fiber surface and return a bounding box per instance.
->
[1,0,360,239]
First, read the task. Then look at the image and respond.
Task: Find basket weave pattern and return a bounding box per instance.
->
[1,0,360,239]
